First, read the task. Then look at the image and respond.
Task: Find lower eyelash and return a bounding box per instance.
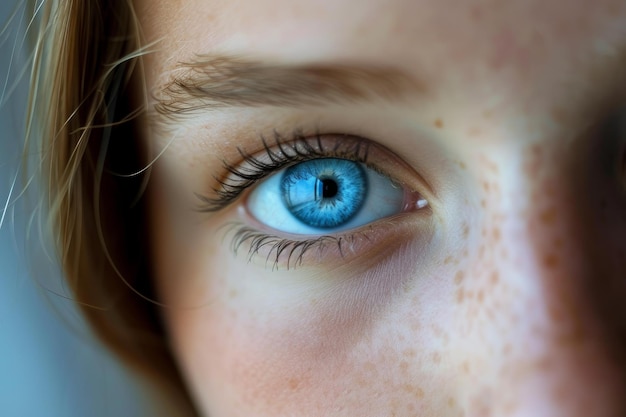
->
[225,223,367,270]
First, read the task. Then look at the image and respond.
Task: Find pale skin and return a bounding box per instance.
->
[136,0,626,416]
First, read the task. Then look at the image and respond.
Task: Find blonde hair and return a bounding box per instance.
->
[24,0,196,414]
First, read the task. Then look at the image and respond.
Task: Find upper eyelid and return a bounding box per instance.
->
[194,131,379,213]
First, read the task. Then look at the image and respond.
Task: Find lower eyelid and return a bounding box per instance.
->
[222,202,433,269]
[209,174,435,269]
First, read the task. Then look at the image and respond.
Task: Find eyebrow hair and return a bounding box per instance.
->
[152,55,427,118]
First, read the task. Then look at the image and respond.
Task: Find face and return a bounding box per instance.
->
[136,0,626,416]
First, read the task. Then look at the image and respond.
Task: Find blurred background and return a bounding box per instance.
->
[0,2,156,415]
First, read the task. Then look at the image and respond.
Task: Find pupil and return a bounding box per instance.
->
[321,178,338,198]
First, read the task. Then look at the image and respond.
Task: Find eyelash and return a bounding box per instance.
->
[195,130,372,212]
[196,130,402,269]
[225,225,370,270]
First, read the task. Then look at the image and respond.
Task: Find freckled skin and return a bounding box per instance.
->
[138,0,626,416]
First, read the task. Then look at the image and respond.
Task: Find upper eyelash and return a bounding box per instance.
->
[195,129,371,212]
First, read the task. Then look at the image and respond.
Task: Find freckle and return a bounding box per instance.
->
[530,143,542,158]
[548,304,566,323]
[503,400,518,414]
[462,361,470,374]
[468,127,482,137]
[490,271,499,285]
[551,381,569,404]
[606,1,623,14]
[462,249,469,258]
[403,348,417,358]
[524,160,541,178]
[402,384,424,399]
[470,5,483,22]
[458,161,467,170]
[454,270,465,285]
[448,397,456,408]
[503,344,513,356]
[431,324,449,341]
[544,176,559,195]
[492,227,501,241]
[479,155,500,173]
[364,362,377,373]
[444,255,454,265]
[431,352,442,364]
[399,360,409,373]
[482,181,491,192]
[477,290,485,303]
[543,253,559,268]
[550,106,567,125]
[459,294,471,310]
[228,289,238,299]
[288,377,301,390]
[539,207,557,225]
[434,118,444,128]
[481,199,487,208]
[478,245,486,259]
[462,223,470,238]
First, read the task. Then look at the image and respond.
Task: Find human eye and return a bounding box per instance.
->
[196,131,430,268]
[246,158,426,234]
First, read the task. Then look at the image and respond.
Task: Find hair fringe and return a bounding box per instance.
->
[19,0,198,415]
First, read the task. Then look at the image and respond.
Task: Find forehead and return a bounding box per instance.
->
[140,0,626,71]
[139,0,626,124]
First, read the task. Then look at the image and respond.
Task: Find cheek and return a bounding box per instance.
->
[164,239,467,417]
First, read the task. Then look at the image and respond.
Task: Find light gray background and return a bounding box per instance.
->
[0,2,157,416]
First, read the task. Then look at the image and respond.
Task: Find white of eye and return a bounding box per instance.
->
[246,160,407,235]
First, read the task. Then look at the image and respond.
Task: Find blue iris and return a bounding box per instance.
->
[280,158,367,229]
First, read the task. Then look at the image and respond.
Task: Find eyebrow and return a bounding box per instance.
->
[152,55,427,119]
